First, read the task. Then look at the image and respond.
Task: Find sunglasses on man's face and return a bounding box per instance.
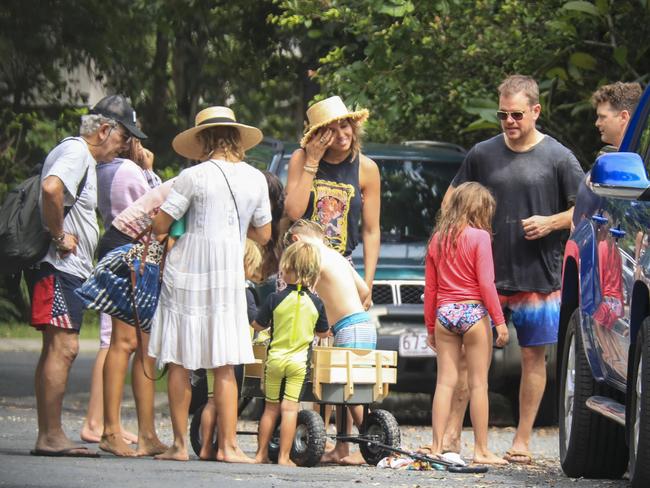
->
[496,110,526,121]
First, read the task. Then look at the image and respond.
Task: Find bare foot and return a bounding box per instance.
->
[216,448,255,464]
[339,450,366,466]
[254,454,271,464]
[324,440,336,452]
[121,429,138,444]
[136,437,168,457]
[34,436,99,457]
[99,433,137,457]
[81,424,136,445]
[474,451,509,465]
[199,448,216,461]
[320,446,348,464]
[278,457,297,467]
[154,445,189,461]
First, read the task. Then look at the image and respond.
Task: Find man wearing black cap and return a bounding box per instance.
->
[27,94,145,458]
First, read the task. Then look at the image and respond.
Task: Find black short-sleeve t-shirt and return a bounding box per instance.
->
[452,134,585,293]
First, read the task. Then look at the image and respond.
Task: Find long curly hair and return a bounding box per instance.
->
[434,182,495,256]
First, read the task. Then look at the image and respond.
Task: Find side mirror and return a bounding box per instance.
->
[590,152,650,199]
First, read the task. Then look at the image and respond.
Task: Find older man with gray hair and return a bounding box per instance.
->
[26,94,146,458]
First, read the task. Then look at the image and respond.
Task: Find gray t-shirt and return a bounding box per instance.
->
[39,137,99,279]
[452,134,585,293]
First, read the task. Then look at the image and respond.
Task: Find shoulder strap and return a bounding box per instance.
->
[211,160,242,239]
[59,137,89,217]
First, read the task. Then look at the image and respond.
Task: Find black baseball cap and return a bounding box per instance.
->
[90,94,147,140]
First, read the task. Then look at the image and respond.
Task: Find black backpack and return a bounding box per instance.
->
[0,139,88,275]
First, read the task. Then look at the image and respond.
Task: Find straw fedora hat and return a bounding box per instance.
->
[300,96,369,148]
[172,106,263,160]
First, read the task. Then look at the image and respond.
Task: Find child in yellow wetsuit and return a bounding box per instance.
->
[252,241,330,466]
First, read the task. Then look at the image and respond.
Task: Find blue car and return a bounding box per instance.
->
[559,85,650,486]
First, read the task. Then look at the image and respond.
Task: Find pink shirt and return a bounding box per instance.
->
[112,179,174,239]
[424,226,505,333]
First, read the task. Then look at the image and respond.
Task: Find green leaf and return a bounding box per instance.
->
[546,67,569,81]
[378,1,414,17]
[613,46,628,67]
[562,1,601,16]
[595,0,609,14]
[569,51,597,70]
[461,119,499,133]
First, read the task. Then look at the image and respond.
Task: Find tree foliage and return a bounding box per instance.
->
[274,0,650,165]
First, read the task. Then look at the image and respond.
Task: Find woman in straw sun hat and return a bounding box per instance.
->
[284,96,381,465]
[148,106,272,462]
[285,96,380,310]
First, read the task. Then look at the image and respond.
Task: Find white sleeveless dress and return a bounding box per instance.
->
[148,159,271,370]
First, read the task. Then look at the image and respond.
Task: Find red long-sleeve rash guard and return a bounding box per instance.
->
[424,226,505,334]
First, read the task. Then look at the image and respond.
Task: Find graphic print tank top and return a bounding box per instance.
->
[302,152,362,256]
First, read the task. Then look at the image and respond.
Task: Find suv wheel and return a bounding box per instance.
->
[559,310,627,478]
[629,318,650,487]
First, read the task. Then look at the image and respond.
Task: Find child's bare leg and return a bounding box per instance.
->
[155,364,191,461]
[199,399,217,460]
[339,405,366,465]
[255,401,280,463]
[321,405,349,463]
[278,400,299,466]
[429,324,462,456]
[442,348,469,453]
[464,318,507,465]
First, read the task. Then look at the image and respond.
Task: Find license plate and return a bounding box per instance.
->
[398,331,435,357]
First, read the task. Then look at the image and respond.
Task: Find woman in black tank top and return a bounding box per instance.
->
[285,96,381,310]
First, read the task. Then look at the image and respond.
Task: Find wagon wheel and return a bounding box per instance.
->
[291,410,327,467]
[189,402,217,458]
[359,409,400,465]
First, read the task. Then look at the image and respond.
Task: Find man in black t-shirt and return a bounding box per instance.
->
[436,75,584,464]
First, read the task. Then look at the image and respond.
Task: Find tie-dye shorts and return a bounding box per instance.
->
[498,290,561,346]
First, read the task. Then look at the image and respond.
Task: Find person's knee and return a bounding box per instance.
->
[281,400,299,414]
[47,330,79,364]
[521,345,547,371]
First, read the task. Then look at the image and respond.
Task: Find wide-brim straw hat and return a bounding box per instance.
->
[300,96,369,148]
[172,106,263,160]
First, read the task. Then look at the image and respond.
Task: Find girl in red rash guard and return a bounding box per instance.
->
[422,181,509,466]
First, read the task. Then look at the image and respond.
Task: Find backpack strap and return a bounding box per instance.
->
[57,137,90,217]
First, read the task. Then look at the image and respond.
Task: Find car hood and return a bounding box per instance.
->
[351,242,425,280]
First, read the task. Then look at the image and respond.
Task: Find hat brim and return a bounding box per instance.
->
[299,109,369,148]
[172,123,263,160]
[121,121,148,140]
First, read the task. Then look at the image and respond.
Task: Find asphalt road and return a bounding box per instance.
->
[0,347,629,487]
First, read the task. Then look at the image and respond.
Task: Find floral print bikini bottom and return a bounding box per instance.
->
[436,303,488,335]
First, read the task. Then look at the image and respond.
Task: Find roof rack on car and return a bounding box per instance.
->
[402,140,467,154]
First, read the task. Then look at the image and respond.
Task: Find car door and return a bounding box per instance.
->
[583,91,650,390]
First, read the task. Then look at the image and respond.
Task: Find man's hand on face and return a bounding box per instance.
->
[522,215,554,240]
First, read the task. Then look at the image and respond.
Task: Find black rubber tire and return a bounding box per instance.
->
[189,403,217,458]
[559,310,627,478]
[290,409,327,467]
[359,409,401,466]
[629,318,650,487]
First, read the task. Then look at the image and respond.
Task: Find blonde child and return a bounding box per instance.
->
[283,219,374,465]
[199,238,263,460]
[252,241,329,466]
[423,182,509,465]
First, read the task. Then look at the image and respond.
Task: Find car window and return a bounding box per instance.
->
[277,155,459,243]
[637,112,650,172]
[378,159,457,242]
